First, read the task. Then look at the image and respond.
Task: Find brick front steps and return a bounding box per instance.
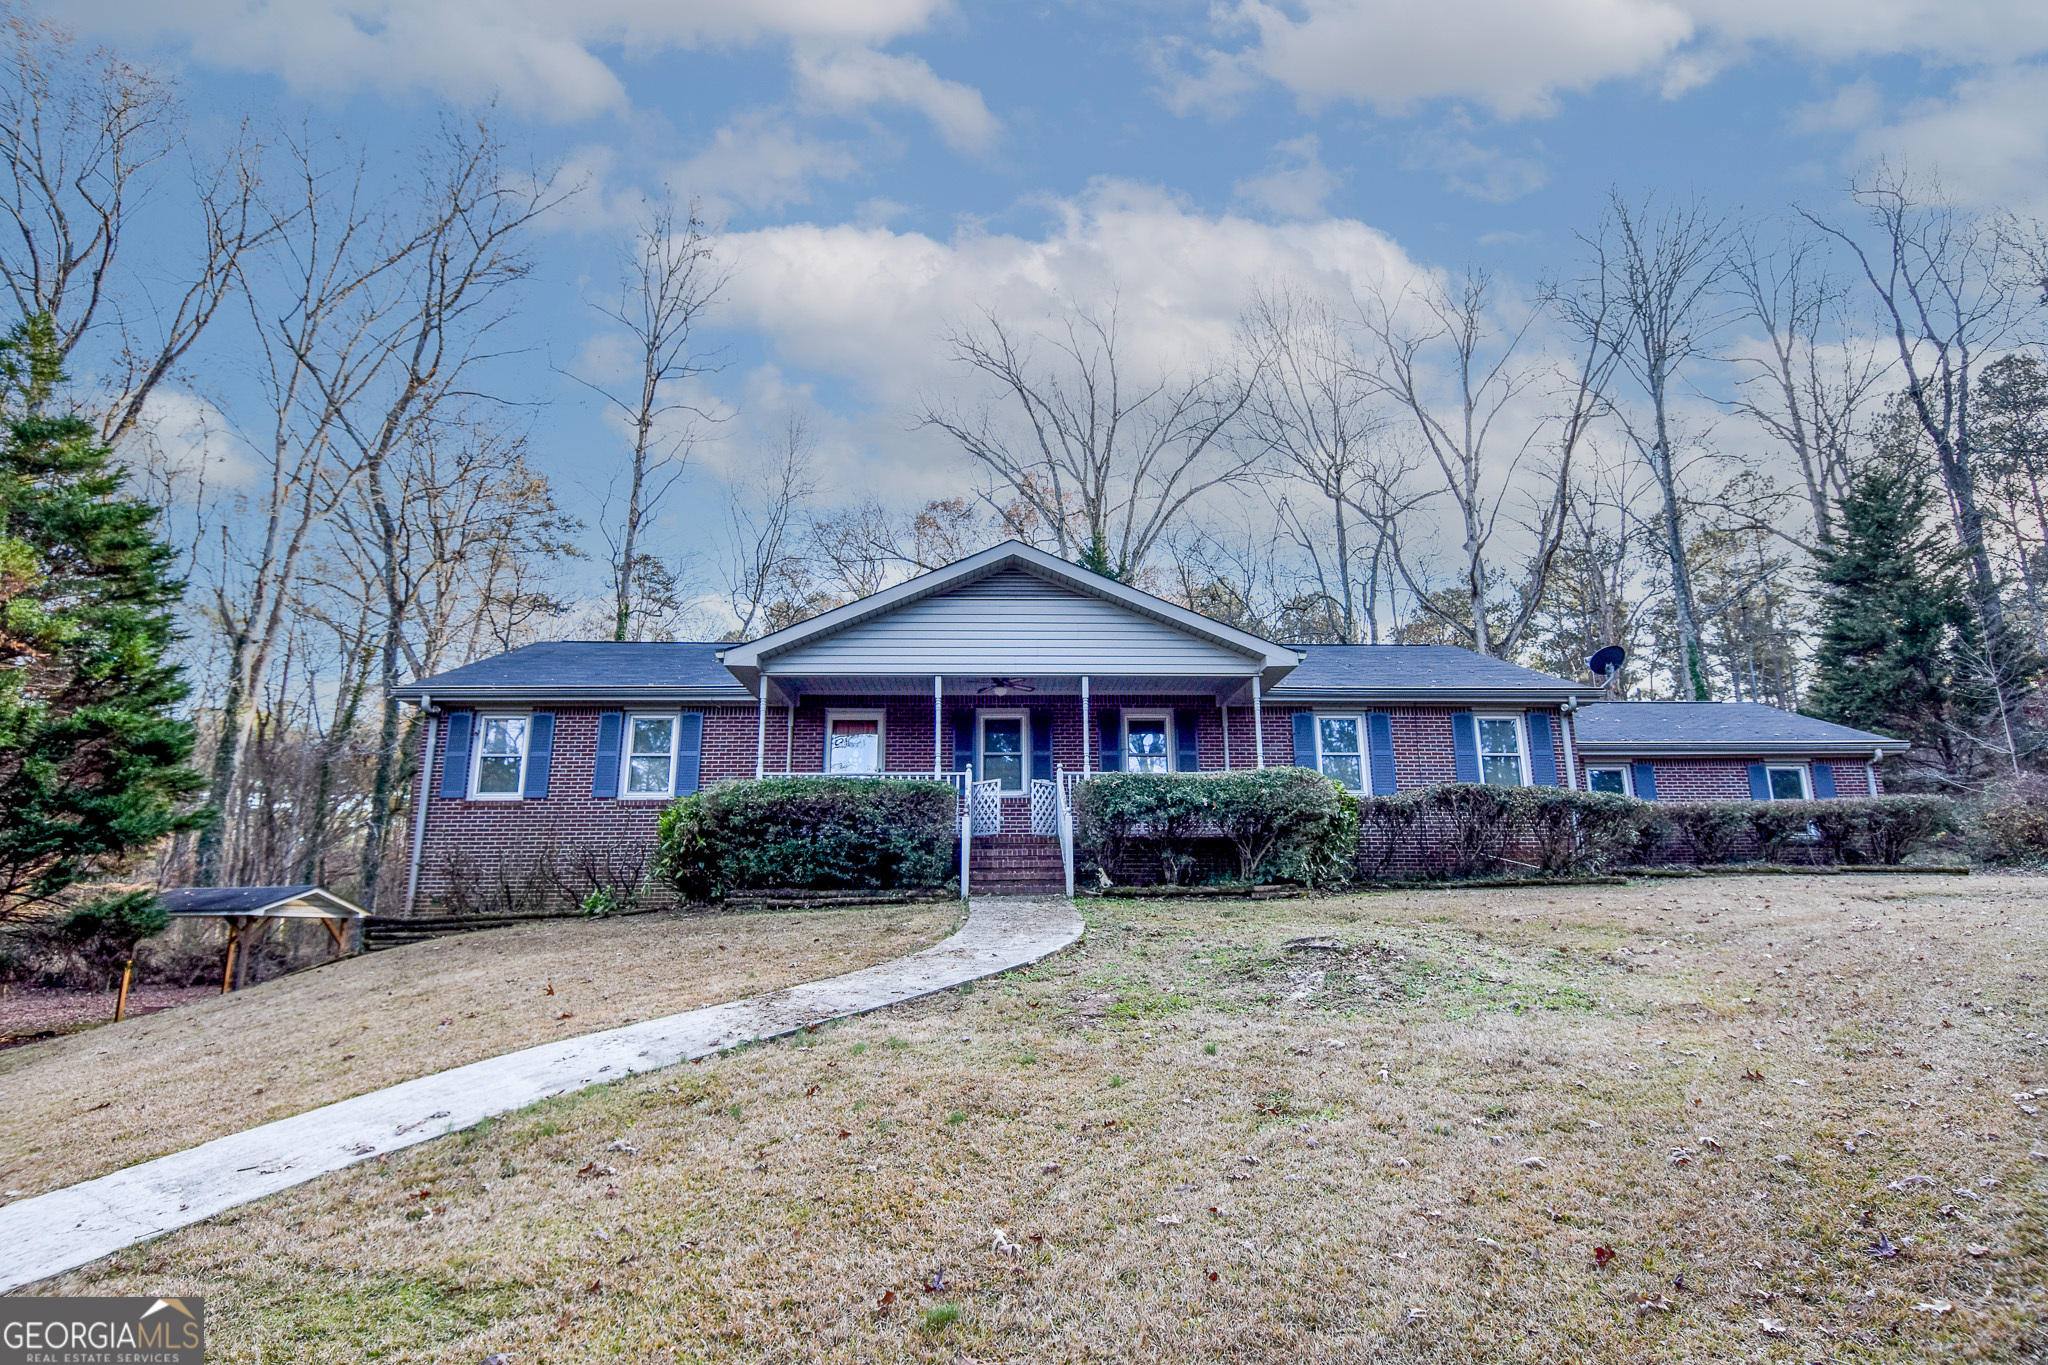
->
[971,833,1067,895]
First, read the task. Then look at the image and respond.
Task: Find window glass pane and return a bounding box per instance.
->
[1323,754,1363,790]
[1769,767,1806,801]
[475,717,525,794]
[1476,717,1523,787]
[1319,717,1360,756]
[630,716,674,757]
[1126,718,1169,774]
[627,755,672,794]
[828,718,881,774]
[983,718,1024,789]
[1588,768,1628,795]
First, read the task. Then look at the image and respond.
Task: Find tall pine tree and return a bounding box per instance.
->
[0,315,205,920]
[1805,458,1986,781]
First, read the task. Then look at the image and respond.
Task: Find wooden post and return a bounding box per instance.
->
[114,959,134,1022]
[220,921,240,995]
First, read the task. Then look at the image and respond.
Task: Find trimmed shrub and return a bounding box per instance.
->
[1658,802,1754,865]
[1074,768,1358,887]
[1357,784,1656,879]
[656,777,958,899]
[1751,795,1958,865]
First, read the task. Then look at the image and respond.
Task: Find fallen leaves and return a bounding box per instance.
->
[1757,1318,1786,1337]
[1913,1298,1954,1315]
[1742,1069,1765,1082]
[1593,1245,1616,1267]
[575,1162,615,1179]
[1867,1233,1899,1259]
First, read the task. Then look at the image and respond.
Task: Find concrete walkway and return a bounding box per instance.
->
[0,896,1083,1293]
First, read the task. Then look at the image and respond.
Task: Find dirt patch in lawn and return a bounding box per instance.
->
[29,875,2048,1364]
[0,985,217,1048]
[0,903,956,1197]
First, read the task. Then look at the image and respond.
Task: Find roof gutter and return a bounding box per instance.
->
[1575,740,1914,757]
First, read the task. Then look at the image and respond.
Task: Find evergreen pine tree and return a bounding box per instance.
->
[1077,528,1123,581]
[1806,458,1985,776]
[0,315,205,919]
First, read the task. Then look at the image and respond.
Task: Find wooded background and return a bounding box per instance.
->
[6,11,2045,910]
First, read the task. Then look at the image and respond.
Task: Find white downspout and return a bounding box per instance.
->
[1559,699,1581,790]
[1253,675,1265,768]
[755,675,769,779]
[1868,748,1881,796]
[403,696,435,918]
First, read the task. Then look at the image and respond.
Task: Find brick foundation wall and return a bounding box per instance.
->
[1575,755,1882,801]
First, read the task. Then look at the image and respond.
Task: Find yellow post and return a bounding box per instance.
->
[220,923,239,995]
[114,959,134,1022]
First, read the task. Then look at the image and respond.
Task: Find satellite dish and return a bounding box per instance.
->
[1587,645,1627,682]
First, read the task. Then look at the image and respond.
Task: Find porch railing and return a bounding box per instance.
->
[1053,765,1075,896]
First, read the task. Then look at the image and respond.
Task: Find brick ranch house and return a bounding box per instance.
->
[392,542,1908,903]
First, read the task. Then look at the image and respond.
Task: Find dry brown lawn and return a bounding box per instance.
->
[25,874,2048,1364]
[0,903,956,1197]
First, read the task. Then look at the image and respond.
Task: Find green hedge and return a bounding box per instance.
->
[1073,768,1358,886]
[1972,777,2048,865]
[1358,784,1655,878]
[656,778,958,900]
[1744,795,1958,865]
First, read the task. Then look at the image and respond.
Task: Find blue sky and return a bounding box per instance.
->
[65,0,2048,609]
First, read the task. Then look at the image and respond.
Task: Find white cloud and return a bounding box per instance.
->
[1232,134,1340,218]
[1836,62,2048,210]
[1402,124,1549,202]
[1164,0,2048,123]
[72,0,954,120]
[708,179,1429,493]
[1168,0,1696,121]
[668,111,862,214]
[793,47,1000,154]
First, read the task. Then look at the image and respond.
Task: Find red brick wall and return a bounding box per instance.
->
[1578,756,1882,801]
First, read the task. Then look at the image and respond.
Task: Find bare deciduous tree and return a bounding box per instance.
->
[1725,224,1886,547]
[919,300,1259,581]
[724,416,819,641]
[575,197,725,642]
[1805,168,2037,769]
[1356,267,1614,659]
[0,9,267,444]
[1570,190,1729,698]
[1236,286,1387,642]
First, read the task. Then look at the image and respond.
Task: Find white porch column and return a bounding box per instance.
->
[1252,675,1265,769]
[933,675,943,776]
[755,675,769,779]
[1080,676,1091,777]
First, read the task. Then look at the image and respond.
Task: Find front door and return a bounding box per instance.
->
[978,712,1026,793]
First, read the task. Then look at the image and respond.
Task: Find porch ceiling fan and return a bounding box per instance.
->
[978,676,1038,696]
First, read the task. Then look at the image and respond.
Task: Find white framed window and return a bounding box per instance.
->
[1764,764,1809,801]
[471,714,530,799]
[621,713,679,798]
[1475,714,1528,787]
[978,710,1028,793]
[1586,765,1631,796]
[1123,710,1172,774]
[825,709,886,775]
[1313,714,1366,791]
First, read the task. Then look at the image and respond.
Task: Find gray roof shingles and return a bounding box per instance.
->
[394,641,740,698]
[1574,701,1902,751]
[1278,644,1586,696]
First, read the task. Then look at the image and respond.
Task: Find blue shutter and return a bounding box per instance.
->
[1746,763,1770,800]
[437,711,472,798]
[1367,712,1398,795]
[1098,713,1121,772]
[1451,712,1481,783]
[1030,708,1054,783]
[674,712,703,795]
[592,712,623,798]
[1631,761,1658,800]
[1525,711,1559,785]
[1174,708,1201,772]
[953,713,975,776]
[522,712,555,799]
[1291,711,1316,770]
[1811,763,1836,799]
